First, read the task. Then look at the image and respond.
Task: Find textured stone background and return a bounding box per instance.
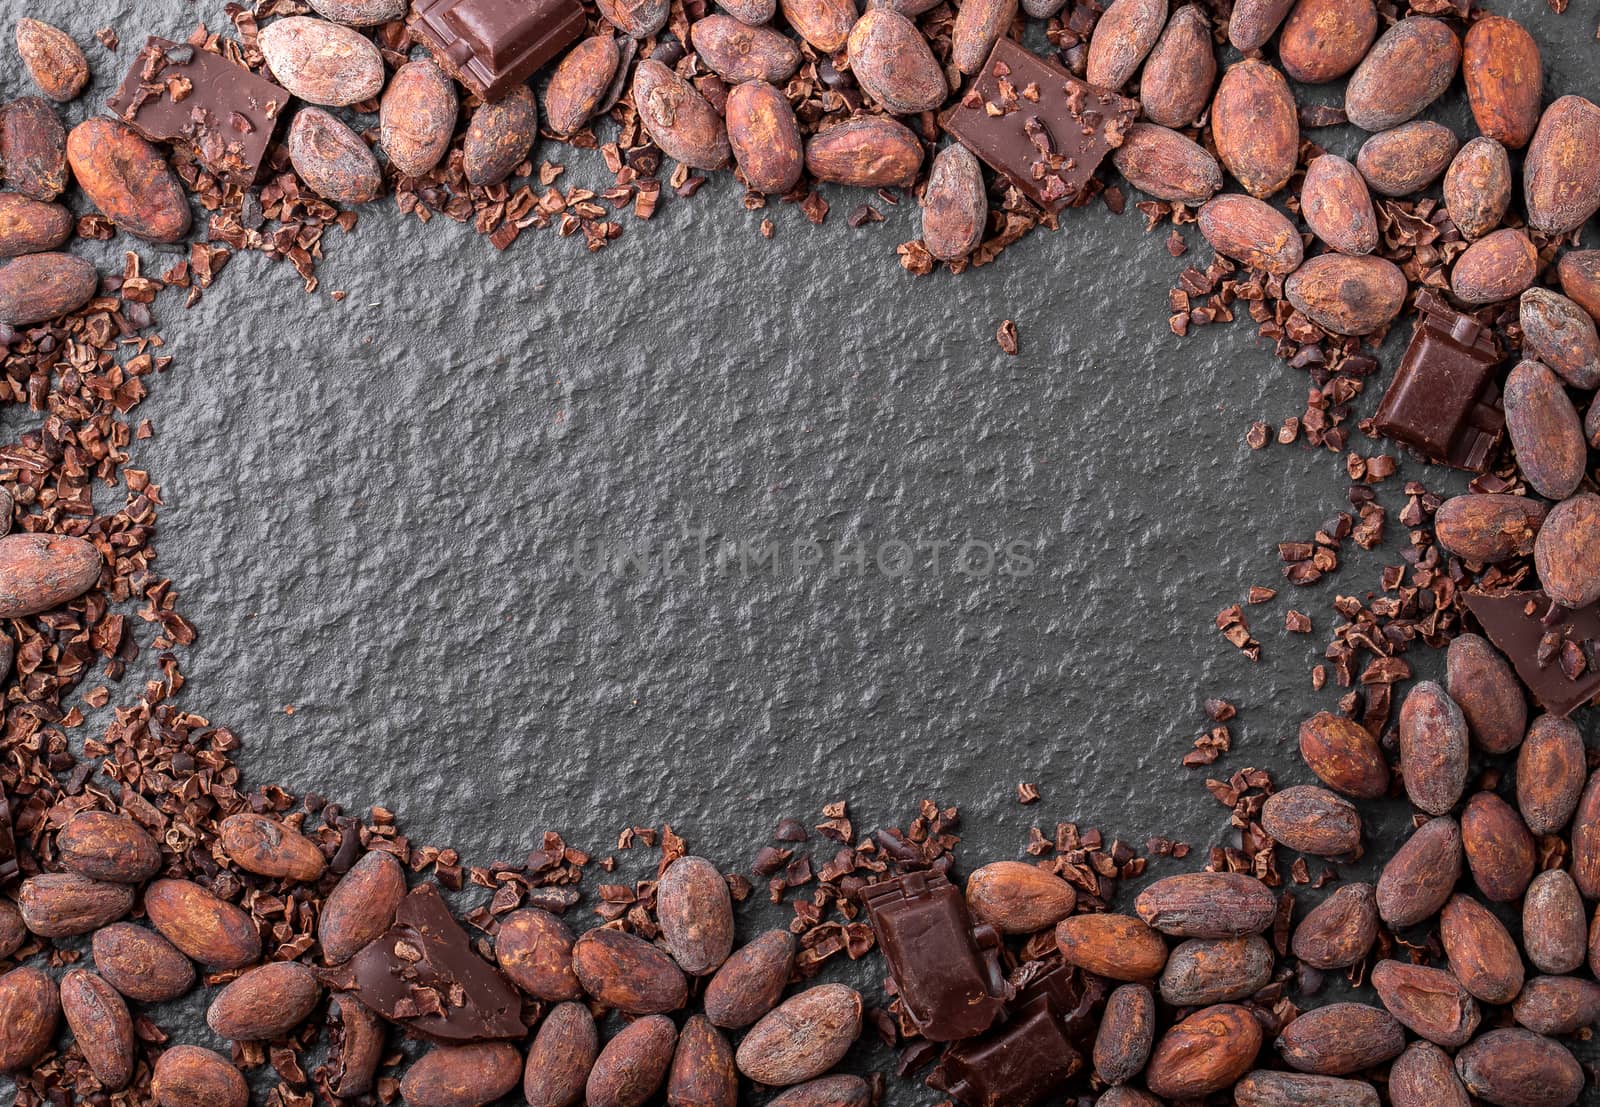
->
[2,0,1598,1102]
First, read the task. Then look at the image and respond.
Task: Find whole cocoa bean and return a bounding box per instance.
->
[60,969,135,1089]
[15,20,88,103]
[1435,494,1545,564]
[767,1075,872,1107]
[144,878,261,970]
[1087,0,1166,90]
[1285,254,1406,336]
[0,533,100,616]
[545,37,621,135]
[1447,632,1527,753]
[495,907,581,1001]
[58,810,161,884]
[780,0,856,52]
[67,118,191,242]
[658,855,734,975]
[921,144,986,262]
[402,1042,523,1107]
[1505,359,1585,500]
[1227,0,1292,52]
[694,16,802,83]
[320,848,405,964]
[259,17,385,106]
[1376,816,1461,928]
[667,1014,736,1107]
[308,0,408,24]
[1291,882,1377,969]
[1235,1071,1379,1107]
[1524,96,1600,236]
[634,60,731,170]
[524,1001,599,1107]
[152,1045,249,1107]
[1139,5,1214,128]
[1356,121,1458,197]
[1517,715,1586,835]
[804,117,922,188]
[19,872,134,937]
[1093,983,1155,1085]
[463,86,538,187]
[1134,871,1275,938]
[1460,791,1535,902]
[1297,711,1389,797]
[965,859,1077,935]
[1055,912,1169,980]
[1441,893,1523,1004]
[1452,228,1537,305]
[1455,1029,1583,1107]
[1196,193,1302,275]
[1390,1041,1470,1107]
[1278,0,1376,84]
[1463,15,1541,149]
[599,0,670,37]
[951,0,1016,74]
[288,108,383,204]
[0,901,24,959]
[1159,935,1272,1005]
[572,927,688,1014]
[1443,137,1512,241]
[1577,770,1600,898]
[1277,1003,1404,1074]
[1370,960,1479,1048]
[1521,288,1600,390]
[1535,493,1600,609]
[721,0,777,20]
[735,983,862,1086]
[1300,154,1376,256]
[329,995,385,1098]
[1398,681,1469,816]
[0,966,60,1072]
[0,252,98,326]
[1522,869,1586,974]
[92,923,196,1003]
[1210,60,1297,198]
[0,192,72,257]
[726,80,804,195]
[1260,785,1362,858]
[704,928,796,1028]
[380,60,458,178]
[1145,1004,1261,1098]
[1,97,68,201]
[220,811,326,883]
[208,961,321,1040]
[1512,975,1600,1036]
[1558,250,1600,321]
[1112,124,1222,204]
[1345,17,1459,133]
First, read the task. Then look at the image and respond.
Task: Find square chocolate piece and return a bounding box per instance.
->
[940,38,1137,213]
[1373,290,1505,472]
[1466,590,1600,717]
[106,38,287,187]
[411,0,585,102]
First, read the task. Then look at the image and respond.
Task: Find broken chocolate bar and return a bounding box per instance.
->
[325,883,524,1042]
[1373,290,1505,472]
[862,869,1010,1041]
[411,0,585,103]
[0,787,17,888]
[106,38,287,187]
[1466,590,1600,717]
[940,38,1137,213]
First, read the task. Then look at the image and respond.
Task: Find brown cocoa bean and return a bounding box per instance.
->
[259,17,384,106]
[66,118,190,242]
[0,252,98,326]
[403,1042,523,1107]
[1463,15,1541,149]
[1461,791,1535,903]
[19,872,134,937]
[1444,136,1512,241]
[15,20,88,103]
[1,96,68,201]
[1139,6,1214,128]
[951,0,1017,75]
[1278,0,1376,84]
[1297,711,1389,797]
[1145,1003,1261,1098]
[1300,154,1376,256]
[307,0,408,24]
[152,1044,249,1107]
[726,80,804,195]
[1056,912,1169,979]
[767,1075,872,1107]
[92,923,196,1002]
[144,878,261,970]
[1376,816,1461,928]
[1502,359,1584,499]
[219,812,326,883]
[1285,253,1406,336]
[1517,715,1586,835]
[657,855,734,975]
[1113,123,1222,204]
[1452,227,1537,305]
[60,969,135,1089]
[1093,983,1155,1086]
[964,859,1077,935]
[463,85,538,187]
[58,810,161,884]
[1290,882,1377,969]
[1390,1041,1470,1107]
[920,143,985,262]
[0,966,60,1072]
[0,901,24,959]
[1235,1071,1380,1107]
[1159,935,1272,1006]
[380,59,458,178]
[599,0,670,37]
[524,1001,599,1107]
[1355,121,1458,197]
[1370,960,1479,1048]
[735,983,862,1086]
[667,1014,736,1107]
[804,116,921,188]
[1261,785,1362,858]
[1521,288,1600,390]
[1134,871,1275,938]
[207,960,320,1040]
[572,927,688,1014]
[329,995,385,1098]
[287,108,382,204]
[1087,0,1167,90]
[1435,494,1545,564]
[721,0,778,22]
[1227,0,1293,52]
[1210,60,1297,198]
[1441,893,1523,1004]
[634,60,731,170]
[1277,1003,1404,1075]
[1558,250,1600,321]
[1398,680,1469,816]
[693,16,802,83]
[1577,771,1600,899]
[495,906,582,1001]
[1522,869,1586,975]
[1097,1089,1163,1107]
[0,532,99,617]
[1535,492,1600,609]
[1447,632,1527,753]
[1196,193,1302,274]
[320,848,405,964]
[1455,1029,1583,1107]
[1525,96,1600,236]
[0,192,71,257]
[1512,975,1600,1036]
[545,37,621,135]
[704,928,795,1027]
[1345,17,1459,132]
[780,0,857,52]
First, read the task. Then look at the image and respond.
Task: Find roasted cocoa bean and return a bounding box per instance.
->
[1447,631,1527,753]
[402,1042,523,1107]
[1504,359,1585,499]
[1,97,68,201]
[1517,715,1586,835]
[144,877,261,970]
[704,928,796,1028]
[463,86,538,187]
[92,923,196,1003]
[67,117,191,242]
[0,192,72,257]
[1389,1041,1470,1107]
[1260,785,1362,858]
[1511,975,1600,1036]
[1086,0,1167,90]
[1443,137,1512,241]
[1159,935,1273,1006]
[1576,770,1600,898]
[1227,0,1292,52]
[1345,17,1460,132]
[1524,96,1600,235]
[58,810,161,884]
[1522,869,1587,974]
[495,906,582,1001]
[658,855,735,975]
[735,983,862,1087]
[329,995,385,1098]
[634,60,731,170]
[1435,494,1544,564]
[1370,960,1479,1048]
[15,20,88,103]
[207,961,321,1041]
[950,0,1016,74]
[0,252,98,326]
[780,0,856,52]
[0,901,24,960]
[726,80,804,195]
[1463,15,1542,149]
[693,16,802,83]
[1558,250,1600,321]
[1455,1029,1583,1107]
[524,1001,599,1107]
[60,969,136,1089]
[1196,193,1302,275]
[320,848,405,964]
[965,859,1077,935]
[308,0,408,24]
[1139,5,1213,128]
[666,1014,736,1107]
[1452,227,1538,305]
[1056,912,1169,980]
[920,143,986,262]
[1398,681,1469,816]
[380,60,458,178]
[1356,121,1458,197]
[572,927,688,1014]
[1441,893,1523,1004]
[804,116,921,188]
[1093,983,1155,1086]
[1291,882,1377,969]
[1297,711,1389,797]
[220,812,326,883]
[1278,0,1375,84]
[1134,871,1275,938]
[259,17,385,106]
[1300,154,1376,256]
[1145,1004,1262,1098]
[19,872,135,937]
[1460,791,1535,903]
[1235,1071,1379,1107]
[0,966,60,1073]
[1210,60,1297,198]
[151,1045,250,1107]
[287,108,383,204]
[1376,816,1461,928]
[1535,493,1600,610]
[767,1076,872,1107]
[1284,254,1406,336]
[1112,123,1223,204]
[1521,287,1600,389]
[545,37,622,135]
[599,0,670,36]
[1276,1003,1404,1075]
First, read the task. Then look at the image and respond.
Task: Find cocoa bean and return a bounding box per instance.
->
[152,1045,249,1107]
[0,252,98,326]
[1517,715,1586,835]
[144,877,261,970]
[1463,15,1542,149]
[320,848,405,964]
[0,901,23,960]
[19,872,134,937]
[0,966,60,1072]
[1447,632,1527,753]
[1451,227,1537,305]
[1139,6,1214,128]
[667,1014,736,1107]
[1460,791,1535,903]
[1577,770,1600,898]
[1558,250,1600,321]
[380,60,458,178]
[1086,0,1167,90]
[220,811,326,883]
[780,0,857,52]
[1390,1041,1470,1107]
[1503,359,1585,500]
[735,983,862,1086]
[804,116,921,188]
[1434,494,1545,564]
[1,96,68,201]
[1285,253,1406,336]
[1370,960,1479,1048]
[1278,0,1376,84]
[1300,154,1376,256]
[1056,912,1169,979]
[726,80,804,195]
[1376,816,1461,928]
[462,86,538,187]
[1277,1003,1404,1075]
[1098,1089,1163,1107]
[721,0,778,22]
[307,0,408,24]
[1235,1071,1379,1107]
[403,1042,523,1107]
[524,1001,599,1107]
[1521,287,1600,390]
[920,143,986,262]
[1297,711,1389,797]
[1145,1004,1261,1098]
[599,0,670,37]
[965,859,1077,935]
[1290,882,1377,969]
[545,37,621,135]
[1522,869,1586,975]
[1525,96,1600,236]
[329,995,385,1098]
[58,810,161,884]
[1134,871,1275,938]
[572,926,688,1014]
[704,928,796,1027]
[66,118,191,242]
[950,0,1017,75]
[92,923,196,1003]
[1210,60,1297,198]
[1512,975,1600,1036]
[1159,935,1272,1006]
[767,1075,872,1107]
[1196,193,1302,275]
[287,108,383,204]
[1443,137,1512,241]
[1093,983,1155,1086]
[0,192,72,257]
[1345,17,1460,132]
[259,17,385,106]
[658,855,734,975]
[495,906,582,1001]
[1227,0,1293,52]
[1355,121,1458,197]
[1260,785,1362,858]
[1455,1029,1583,1107]
[15,20,89,103]
[693,16,802,83]
[1398,680,1469,816]
[1535,493,1600,610]
[1441,893,1523,1005]
[1112,123,1222,204]
[634,60,731,170]
[207,961,321,1040]
[59,969,135,1089]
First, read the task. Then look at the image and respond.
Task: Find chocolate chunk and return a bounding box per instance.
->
[1466,590,1600,717]
[1373,290,1505,472]
[862,870,1010,1042]
[411,0,585,103]
[940,38,1137,212]
[105,38,286,187]
[0,787,17,888]
[324,883,524,1043]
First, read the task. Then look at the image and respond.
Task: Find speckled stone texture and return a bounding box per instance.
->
[2,1,1598,1103]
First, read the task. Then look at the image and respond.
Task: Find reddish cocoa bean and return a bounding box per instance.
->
[633,60,731,170]
[666,1014,736,1107]
[1390,1042,1470,1107]
[1522,869,1586,975]
[463,85,538,188]
[735,984,862,1086]
[1356,121,1458,197]
[1345,17,1460,132]
[1210,60,1297,198]
[151,1045,249,1107]
[1227,0,1293,52]
[1,97,68,201]
[0,967,60,1072]
[572,927,688,1014]
[1441,893,1524,1005]
[1535,492,1600,609]
[1463,15,1542,149]
[207,961,321,1041]
[320,849,405,964]
[524,1001,599,1107]
[92,923,196,1003]
[60,969,135,1090]
[1300,154,1376,256]
[804,116,921,188]
[1291,882,1377,969]
[1376,816,1461,928]
[1511,975,1600,1036]
[920,144,986,262]
[19,872,135,937]
[58,810,161,884]
[1370,960,1479,1048]
[544,37,621,135]
[144,878,261,970]
[1520,287,1600,389]
[219,812,326,882]
[1158,935,1272,1006]
[1278,0,1375,84]
[1297,711,1389,798]
[1435,494,1545,564]
[1087,0,1167,90]
[1524,95,1600,236]
[0,192,71,257]
[845,10,945,113]
[704,928,796,1028]
[1276,1003,1404,1075]
[1284,254,1406,336]
[15,20,88,103]
[1504,359,1586,500]
[1460,791,1535,903]
[1260,784,1362,859]
[1446,632,1527,753]
[657,855,735,975]
[1558,250,1600,321]
[287,108,383,204]
[1134,872,1275,938]
[1444,137,1512,241]
[1517,715,1586,835]
[1145,1004,1262,1098]
[1455,1029,1583,1107]
[1056,913,1169,980]
[402,1042,523,1107]
[259,16,384,105]
[1140,5,1214,128]
[1398,681,1469,816]
[692,16,801,83]
[1112,123,1223,204]
[965,859,1077,935]
[495,907,582,1001]
[1451,228,1538,305]
[1197,193,1302,275]
[950,0,1016,75]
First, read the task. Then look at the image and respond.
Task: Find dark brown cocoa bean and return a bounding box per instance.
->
[599,0,670,36]
[1261,785,1362,859]
[402,1042,523,1107]
[495,907,582,1001]
[1577,770,1600,898]
[1504,359,1585,500]
[1276,1003,1404,1075]
[1297,711,1389,797]
[0,192,72,257]
[287,108,382,204]
[462,86,538,187]
[1536,493,1600,610]
[1441,893,1523,1004]
[1512,975,1600,1036]
[144,878,261,970]
[693,16,802,83]
[965,859,1077,935]
[1291,882,1377,969]
[634,60,731,170]
[1376,816,1461,928]
[1526,97,1600,238]
[19,872,135,937]
[1455,1029,1583,1107]
[1356,121,1458,197]
[704,928,796,1027]
[950,0,1017,75]
[1235,1071,1379,1107]
[726,80,804,195]
[1447,632,1527,753]
[58,810,161,884]
[658,855,735,975]
[329,995,385,1098]
[0,966,60,1072]
[1227,0,1292,52]
[780,0,856,52]
[151,1045,249,1107]
[1196,193,1302,275]
[92,923,196,1003]
[545,37,622,135]
[1145,1004,1261,1098]
[1523,869,1586,975]
[920,144,986,262]
[1518,716,1586,835]
[804,116,921,188]
[220,812,326,883]
[1159,935,1272,1006]
[1278,0,1375,84]
[1,97,68,201]
[572,927,688,1014]
[1086,0,1166,90]
[1460,791,1535,903]
[1370,960,1479,1048]
[15,20,89,103]
[1285,254,1406,336]
[0,252,98,326]
[60,968,135,1090]
[1300,154,1376,256]
[524,1001,599,1107]
[1399,680,1469,816]
[1210,60,1297,198]
[208,961,321,1041]
[1463,15,1542,149]
[1521,288,1600,389]
[320,848,405,964]
[1093,983,1155,1086]
[1452,228,1538,305]
[1345,17,1459,132]
[1057,913,1169,980]
[1435,494,1545,564]
[735,983,862,1086]
[767,1075,873,1107]
[1139,5,1214,128]
[67,117,190,242]
[1444,137,1512,241]
[667,1014,736,1107]
[1390,1041,1470,1107]
[1113,123,1222,204]
[259,17,385,106]
[1134,871,1275,938]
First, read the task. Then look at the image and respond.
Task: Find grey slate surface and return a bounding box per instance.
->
[1,0,1598,1102]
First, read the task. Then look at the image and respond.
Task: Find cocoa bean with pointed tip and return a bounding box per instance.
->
[1197,194,1301,274]
[207,961,321,1041]
[1134,871,1274,938]
[15,20,88,103]
[804,116,921,188]
[144,878,261,970]
[1260,785,1362,858]
[1113,124,1222,204]
[573,927,688,1014]
[288,108,383,204]
[920,144,986,262]
[1524,95,1600,236]
[403,1042,523,1107]
[1300,154,1376,256]
[1452,228,1537,306]
[1056,913,1169,980]
[1376,816,1461,928]
[320,848,405,964]
[1277,1003,1404,1075]
[1521,287,1600,390]
[92,923,196,1003]
[545,37,620,136]
[1297,711,1389,797]
[780,0,857,52]
[846,9,946,114]
[704,928,796,1027]
[1356,121,1458,197]
[1505,360,1585,500]
[524,1001,599,1107]
[1087,0,1167,90]
[1145,1004,1261,1098]
[1211,60,1297,198]
[1370,960,1479,1048]
[1517,716,1586,836]
[60,969,135,1089]
[736,983,862,1086]
[259,17,384,107]
[667,1014,736,1107]
[19,872,134,937]
[965,859,1077,935]
[634,60,731,171]
[1463,15,1542,149]
[951,0,1017,75]
[1443,137,1511,241]
[1441,893,1523,1004]
[1291,882,1376,969]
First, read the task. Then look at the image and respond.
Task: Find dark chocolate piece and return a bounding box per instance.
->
[324,883,524,1043]
[926,961,1095,1107]
[1373,290,1505,472]
[1466,590,1600,717]
[105,38,287,187]
[940,38,1137,213]
[0,787,17,888]
[411,0,585,103]
[862,870,1010,1042]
